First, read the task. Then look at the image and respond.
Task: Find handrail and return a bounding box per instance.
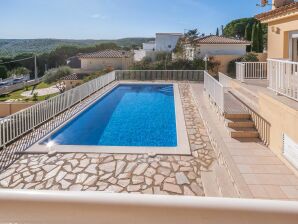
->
[236,62,267,82]
[0,190,297,224]
[268,59,298,102]
[0,71,116,148]
[204,71,225,114]
[218,72,232,88]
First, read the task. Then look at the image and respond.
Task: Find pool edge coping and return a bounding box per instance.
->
[26,81,191,156]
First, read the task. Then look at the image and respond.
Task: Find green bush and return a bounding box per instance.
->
[227,53,259,77]
[43,66,72,84]
[32,92,38,101]
[7,67,31,77]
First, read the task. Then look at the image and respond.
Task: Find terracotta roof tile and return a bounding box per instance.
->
[194,35,251,45]
[79,50,132,59]
[255,2,298,21]
[62,73,87,80]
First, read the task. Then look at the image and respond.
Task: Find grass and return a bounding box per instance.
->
[0,82,58,102]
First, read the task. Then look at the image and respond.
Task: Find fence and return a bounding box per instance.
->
[204,71,225,114]
[0,78,42,96]
[0,71,116,148]
[268,59,298,102]
[0,190,297,224]
[218,72,233,88]
[116,70,204,81]
[236,62,268,82]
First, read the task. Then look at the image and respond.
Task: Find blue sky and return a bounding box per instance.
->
[0,0,271,39]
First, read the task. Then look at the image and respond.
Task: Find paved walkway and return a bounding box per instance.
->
[191,83,298,200]
[0,83,218,196]
[21,86,59,97]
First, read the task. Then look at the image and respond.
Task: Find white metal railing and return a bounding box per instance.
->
[204,71,225,113]
[268,59,298,101]
[236,62,268,82]
[0,190,297,223]
[0,71,116,148]
[218,72,233,88]
[0,78,42,95]
[116,70,204,81]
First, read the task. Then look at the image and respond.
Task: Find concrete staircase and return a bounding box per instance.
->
[225,114,259,139]
[224,95,260,140]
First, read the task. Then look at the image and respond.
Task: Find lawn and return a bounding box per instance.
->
[0,82,58,102]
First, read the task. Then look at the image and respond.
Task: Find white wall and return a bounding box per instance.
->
[155,34,182,52]
[197,45,247,57]
[143,42,156,51]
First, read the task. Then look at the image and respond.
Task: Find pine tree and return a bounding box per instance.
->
[251,22,259,52]
[216,28,219,36]
[258,23,264,53]
[221,25,224,36]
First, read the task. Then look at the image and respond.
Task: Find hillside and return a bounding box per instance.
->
[0,38,154,57]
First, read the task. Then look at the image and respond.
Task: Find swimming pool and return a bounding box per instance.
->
[30,82,190,155]
[43,84,177,147]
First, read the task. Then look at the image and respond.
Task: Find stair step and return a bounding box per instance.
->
[224,113,251,119]
[227,119,255,128]
[230,127,259,138]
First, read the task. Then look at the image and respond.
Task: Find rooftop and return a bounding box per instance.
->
[79,50,132,59]
[194,35,251,45]
[255,2,298,21]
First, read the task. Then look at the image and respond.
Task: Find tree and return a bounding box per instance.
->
[223,18,257,38]
[221,25,224,36]
[43,66,72,84]
[7,67,31,77]
[251,22,260,52]
[258,23,264,53]
[0,65,7,79]
[185,29,200,47]
[216,28,219,36]
[244,23,252,52]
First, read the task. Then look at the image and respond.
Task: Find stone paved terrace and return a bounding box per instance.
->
[0,83,218,196]
[1,81,297,199]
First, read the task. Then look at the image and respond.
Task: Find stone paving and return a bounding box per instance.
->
[0,83,216,195]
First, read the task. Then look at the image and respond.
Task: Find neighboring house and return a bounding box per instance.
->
[142,41,156,51]
[134,33,183,61]
[61,73,88,90]
[184,35,251,60]
[79,50,133,71]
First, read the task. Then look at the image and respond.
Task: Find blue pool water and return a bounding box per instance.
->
[42,84,177,147]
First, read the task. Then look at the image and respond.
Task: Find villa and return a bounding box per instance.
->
[0,0,298,223]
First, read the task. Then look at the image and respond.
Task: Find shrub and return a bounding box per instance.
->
[7,67,31,77]
[32,92,38,101]
[227,53,259,77]
[43,66,72,84]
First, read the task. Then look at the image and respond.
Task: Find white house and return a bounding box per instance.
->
[185,35,251,60]
[155,33,183,52]
[134,33,183,61]
[142,41,156,51]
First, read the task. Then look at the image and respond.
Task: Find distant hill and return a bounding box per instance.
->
[0,38,154,57]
